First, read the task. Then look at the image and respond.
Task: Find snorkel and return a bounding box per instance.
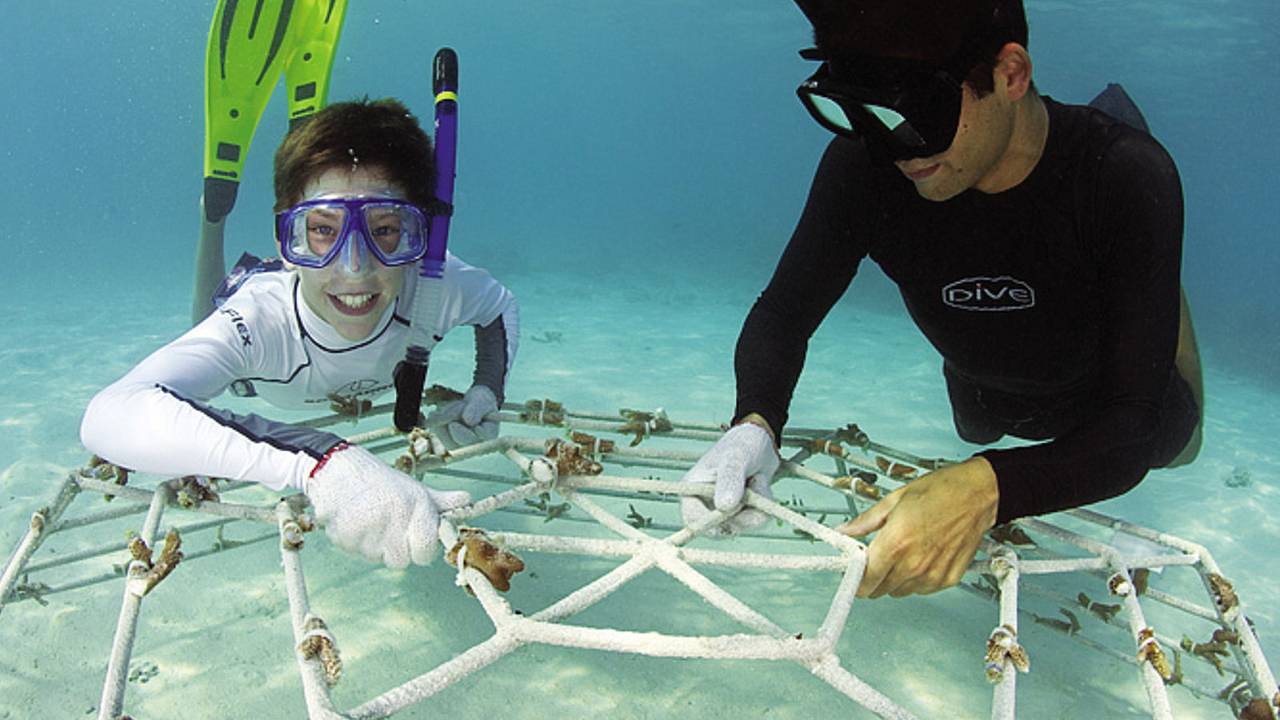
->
[394,48,458,432]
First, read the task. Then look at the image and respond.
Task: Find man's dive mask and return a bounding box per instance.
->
[796,48,973,161]
[275,195,430,270]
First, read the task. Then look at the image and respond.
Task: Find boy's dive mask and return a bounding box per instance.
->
[275,195,429,271]
[796,46,980,161]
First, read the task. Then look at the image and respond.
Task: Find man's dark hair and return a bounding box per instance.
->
[273,97,435,211]
[796,0,1030,96]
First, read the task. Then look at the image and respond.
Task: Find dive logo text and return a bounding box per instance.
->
[942,276,1036,312]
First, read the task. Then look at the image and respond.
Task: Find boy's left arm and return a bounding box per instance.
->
[424,255,519,445]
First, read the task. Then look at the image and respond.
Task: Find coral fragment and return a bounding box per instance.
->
[874,456,917,479]
[126,529,183,597]
[544,438,603,476]
[619,408,672,447]
[298,614,342,687]
[521,399,565,426]
[984,624,1030,682]
[1208,573,1239,613]
[1136,627,1174,681]
[447,528,525,593]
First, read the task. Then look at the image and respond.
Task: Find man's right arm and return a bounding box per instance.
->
[681,138,871,534]
[733,137,870,437]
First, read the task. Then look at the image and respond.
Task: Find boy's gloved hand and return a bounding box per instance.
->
[680,422,780,536]
[426,384,500,448]
[304,444,471,568]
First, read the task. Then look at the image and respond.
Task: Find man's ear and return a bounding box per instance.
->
[994,42,1034,100]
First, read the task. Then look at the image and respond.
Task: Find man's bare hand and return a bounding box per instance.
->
[837,456,999,598]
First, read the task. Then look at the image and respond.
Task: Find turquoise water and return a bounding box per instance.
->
[1,2,1277,718]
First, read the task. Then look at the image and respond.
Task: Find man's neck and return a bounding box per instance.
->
[976,92,1049,194]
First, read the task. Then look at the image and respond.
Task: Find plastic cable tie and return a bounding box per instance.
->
[453,542,470,588]
[300,621,335,647]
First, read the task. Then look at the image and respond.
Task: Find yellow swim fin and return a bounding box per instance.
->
[284,0,348,128]
[194,0,347,323]
[203,0,297,221]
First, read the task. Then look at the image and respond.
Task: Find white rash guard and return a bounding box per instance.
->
[80,252,519,492]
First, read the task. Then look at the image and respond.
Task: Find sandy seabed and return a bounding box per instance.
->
[0,268,1276,719]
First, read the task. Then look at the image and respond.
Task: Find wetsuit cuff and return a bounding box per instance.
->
[978,449,1034,526]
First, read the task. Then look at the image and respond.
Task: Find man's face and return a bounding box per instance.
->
[291,165,410,341]
[892,75,1018,202]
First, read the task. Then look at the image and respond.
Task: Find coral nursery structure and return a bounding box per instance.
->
[2,394,1277,720]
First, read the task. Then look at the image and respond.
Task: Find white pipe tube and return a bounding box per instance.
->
[0,475,80,614]
[275,500,346,720]
[97,484,170,720]
[808,655,921,720]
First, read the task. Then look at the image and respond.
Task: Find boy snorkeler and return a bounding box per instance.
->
[81,98,519,570]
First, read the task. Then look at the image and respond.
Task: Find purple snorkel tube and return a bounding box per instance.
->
[394,48,458,432]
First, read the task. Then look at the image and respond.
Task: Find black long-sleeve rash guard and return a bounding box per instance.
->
[734,97,1186,524]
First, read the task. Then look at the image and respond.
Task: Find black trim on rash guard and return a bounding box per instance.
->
[156,384,344,460]
[472,315,509,403]
[734,97,1191,524]
[237,361,310,385]
[215,293,311,385]
[291,276,399,354]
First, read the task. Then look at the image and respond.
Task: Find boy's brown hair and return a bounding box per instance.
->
[273,97,435,211]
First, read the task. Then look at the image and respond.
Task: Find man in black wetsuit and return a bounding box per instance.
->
[679,0,1204,598]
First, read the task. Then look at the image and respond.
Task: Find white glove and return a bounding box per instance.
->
[680,422,780,536]
[425,384,500,448]
[304,444,471,569]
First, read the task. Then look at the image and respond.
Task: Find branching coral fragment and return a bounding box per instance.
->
[125,529,183,597]
[1132,567,1151,595]
[984,624,1030,682]
[854,477,881,500]
[544,438,604,476]
[87,455,130,501]
[618,408,672,447]
[395,427,450,473]
[1108,572,1133,597]
[1136,627,1174,681]
[568,430,615,459]
[1180,628,1237,676]
[174,475,221,508]
[1207,573,1239,613]
[811,438,847,458]
[874,456,917,479]
[447,528,525,593]
[521,398,565,426]
[298,614,342,687]
[834,423,870,448]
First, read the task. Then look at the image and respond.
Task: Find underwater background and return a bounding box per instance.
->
[1,1,1277,718]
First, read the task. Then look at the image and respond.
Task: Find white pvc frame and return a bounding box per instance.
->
[2,398,1276,719]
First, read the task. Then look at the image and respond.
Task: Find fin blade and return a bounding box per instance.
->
[284,0,349,128]
[203,0,297,195]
